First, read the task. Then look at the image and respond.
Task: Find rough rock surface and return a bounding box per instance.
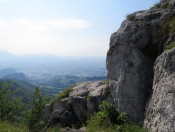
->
[144,48,175,132]
[44,81,111,128]
[107,0,175,123]
[161,0,175,5]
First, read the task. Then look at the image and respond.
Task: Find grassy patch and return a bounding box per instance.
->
[57,87,72,101]
[51,87,73,104]
[86,124,146,132]
[0,122,27,132]
[164,42,175,51]
[47,126,61,132]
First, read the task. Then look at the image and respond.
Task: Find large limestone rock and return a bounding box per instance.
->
[107,0,175,123]
[44,81,112,128]
[144,48,175,132]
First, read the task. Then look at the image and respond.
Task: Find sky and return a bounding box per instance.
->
[0,0,159,56]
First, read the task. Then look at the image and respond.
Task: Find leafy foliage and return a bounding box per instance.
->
[99,101,120,124]
[86,101,145,132]
[0,82,25,122]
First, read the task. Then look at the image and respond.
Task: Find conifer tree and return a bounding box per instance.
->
[28,86,45,132]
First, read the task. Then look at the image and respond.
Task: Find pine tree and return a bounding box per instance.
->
[27,86,45,132]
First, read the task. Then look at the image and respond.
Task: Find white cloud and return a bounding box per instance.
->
[46,19,90,29]
[0,18,90,31]
[0,18,103,56]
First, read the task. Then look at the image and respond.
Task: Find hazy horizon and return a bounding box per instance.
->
[0,0,159,56]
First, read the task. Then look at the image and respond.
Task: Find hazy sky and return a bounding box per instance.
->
[0,0,159,56]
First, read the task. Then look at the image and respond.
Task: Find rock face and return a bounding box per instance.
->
[144,48,175,132]
[44,81,111,128]
[161,0,175,5]
[107,0,175,123]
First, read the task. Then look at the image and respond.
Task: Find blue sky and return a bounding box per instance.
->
[0,0,159,56]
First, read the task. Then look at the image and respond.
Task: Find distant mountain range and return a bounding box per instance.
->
[0,67,106,97]
[0,51,107,97]
[0,51,106,81]
[2,73,29,82]
[0,68,17,78]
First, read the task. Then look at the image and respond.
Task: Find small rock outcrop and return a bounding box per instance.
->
[44,81,111,128]
[107,0,175,123]
[144,48,175,132]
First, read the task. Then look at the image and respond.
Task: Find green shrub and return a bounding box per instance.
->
[117,112,129,125]
[86,101,146,132]
[87,111,111,128]
[87,101,118,131]
[99,101,119,124]
[126,13,136,21]
[164,42,175,51]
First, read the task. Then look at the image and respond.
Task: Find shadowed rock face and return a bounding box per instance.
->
[144,48,175,132]
[107,0,175,123]
[107,19,154,123]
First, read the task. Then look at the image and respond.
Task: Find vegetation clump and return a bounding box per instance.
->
[86,101,146,132]
[164,42,175,51]
[126,13,136,21]
[51,86,73,105]
[104,80,109,86]
[161,17,175,39]
[57,87,72,100]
